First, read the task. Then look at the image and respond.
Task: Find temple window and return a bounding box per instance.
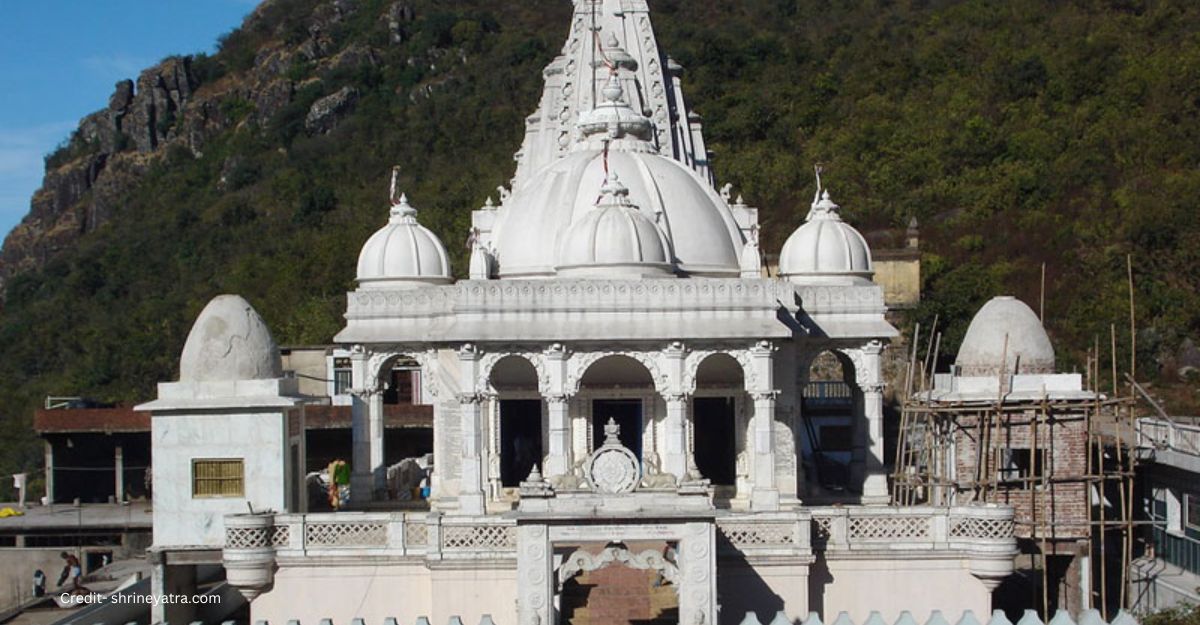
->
[192,458,244,498]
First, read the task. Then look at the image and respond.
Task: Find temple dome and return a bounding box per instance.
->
[779,190,873,284]
[179,295,282,383]
[493,149,741,278]
[956,296,1056,376]
[356,193,452,289]
[492,74,742,279]
[556,173,674,278]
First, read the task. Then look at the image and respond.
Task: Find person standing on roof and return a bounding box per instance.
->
[57,552,81,591]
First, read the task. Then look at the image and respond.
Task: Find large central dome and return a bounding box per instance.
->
[492,149,742,279]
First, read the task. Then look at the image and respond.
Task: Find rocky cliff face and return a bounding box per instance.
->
[0,57,197,285]
[0,0,396,291]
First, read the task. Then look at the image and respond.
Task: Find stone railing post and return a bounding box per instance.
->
[829,511,850,549]
[931,510,949,544]
[388,517,406,553]
[425,513,443,563]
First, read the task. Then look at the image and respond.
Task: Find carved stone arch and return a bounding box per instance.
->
[478,350,550,394]
[683,349,752,394]
[557,545,680,594]
[567,350,668,395]
[731,350,759,392]
[366,345,439,397]
[835,347,868,388]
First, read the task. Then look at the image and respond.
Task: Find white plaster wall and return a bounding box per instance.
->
[152,411,289,547]
[719,561,810,625]
[252,563,517,625]
[813,557,990,622]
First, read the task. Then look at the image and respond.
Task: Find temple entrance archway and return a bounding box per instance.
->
[488,356,544,490]
[800,351,859,494]
[558,542,679,625]
[517,520,716,625]
[692,354,744,488]
[579,356,657,463]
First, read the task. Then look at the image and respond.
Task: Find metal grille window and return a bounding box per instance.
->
[1186,493,1200,532]
[332,357,352,395]
[192,459,244,498]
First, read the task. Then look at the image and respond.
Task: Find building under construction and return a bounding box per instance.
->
[892,296,1139,619]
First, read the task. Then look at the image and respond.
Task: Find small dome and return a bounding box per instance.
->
[556,174,674,278]
[356,193,452,289]
[180,295,282,383]
[956,296,1056,376]
[779,190,873,284]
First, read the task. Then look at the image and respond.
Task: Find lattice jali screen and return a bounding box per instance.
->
[225,526,270,549]
[847,516,929,539]
[441,524,516,550]
[404,521,429,547]
[718,523,796,546]
[949,516,1014,540]
[305,522,388,547]
[812,516,833,541]
[271,525,291,547]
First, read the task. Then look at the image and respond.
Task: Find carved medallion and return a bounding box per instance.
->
[585,419,640,494]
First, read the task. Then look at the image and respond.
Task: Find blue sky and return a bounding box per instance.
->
[0,1,257,240]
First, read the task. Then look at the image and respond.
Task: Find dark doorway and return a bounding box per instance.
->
[501,400,543,486]
[384,368,417,405]
[592,399,642,459]
[694,397,736,485]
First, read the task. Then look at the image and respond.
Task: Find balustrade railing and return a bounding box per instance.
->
[1138,418,1200,457]
[224,512,517,559]
[809,505,1015,550]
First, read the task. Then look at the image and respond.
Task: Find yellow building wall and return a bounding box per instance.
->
[872,258,921,309]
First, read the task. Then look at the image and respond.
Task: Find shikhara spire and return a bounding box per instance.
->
[511,0,713,188]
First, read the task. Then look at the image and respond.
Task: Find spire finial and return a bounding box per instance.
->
[387,171,417,221]
[390,166,402,205]
[813,164,824,206]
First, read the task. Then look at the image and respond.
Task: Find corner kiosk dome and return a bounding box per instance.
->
[956,296,1056,376]
[356,191,452,289]
[179,294,282,382]
[779,189,873,284]
[491,74,743,279]
[556,173,674,278]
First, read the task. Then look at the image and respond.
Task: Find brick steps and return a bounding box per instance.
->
[561,562,678,625]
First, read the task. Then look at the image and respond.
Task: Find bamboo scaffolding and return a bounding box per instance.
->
[891,323,1141,618]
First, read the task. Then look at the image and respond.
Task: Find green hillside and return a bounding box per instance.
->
[0,0,1197,478]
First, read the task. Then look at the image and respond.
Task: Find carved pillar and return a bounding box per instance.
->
[544,344,572,479]
[369,388,386,496]
[748,341,780,511]
[861,341,889,505]
[662,343,689,480]
[458,345,485,514]
[849,383,867,490]
[349,346,374,504]
[662,394,689,480]
[546,394,572,478]
[516,524,551,625]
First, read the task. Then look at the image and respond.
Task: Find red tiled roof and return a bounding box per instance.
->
[301,404,433,430]
[34,408,149,433]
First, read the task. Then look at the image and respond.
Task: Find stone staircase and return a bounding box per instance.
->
[560,561,678,625]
